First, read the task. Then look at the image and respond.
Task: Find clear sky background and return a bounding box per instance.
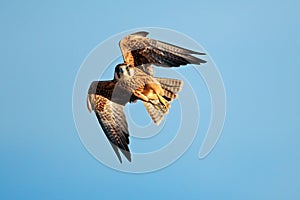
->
[1,0,299,199]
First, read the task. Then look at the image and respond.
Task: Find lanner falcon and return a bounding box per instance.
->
[87,31,206,163]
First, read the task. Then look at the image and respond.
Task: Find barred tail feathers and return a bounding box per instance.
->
[155,77,183,101]
[144,78,183,125]
[143,101,167,125]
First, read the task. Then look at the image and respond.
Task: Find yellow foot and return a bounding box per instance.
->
[157,94,168,109]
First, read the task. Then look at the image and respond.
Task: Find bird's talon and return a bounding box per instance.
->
[157,94,168,108]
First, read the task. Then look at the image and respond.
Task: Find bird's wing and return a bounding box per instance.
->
[87,81,131,163]
[119,31,206,68]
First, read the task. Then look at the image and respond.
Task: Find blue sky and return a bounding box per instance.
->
[1,0,300,199]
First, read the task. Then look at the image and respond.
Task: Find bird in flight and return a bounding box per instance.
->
[87,31,206,163]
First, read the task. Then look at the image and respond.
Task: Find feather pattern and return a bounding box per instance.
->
[119,31,206,68]
[87,82,131,163]
[143,77,183,125]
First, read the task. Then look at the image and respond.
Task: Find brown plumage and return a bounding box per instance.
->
[87,81,131,162]
[87,31,206,163]
[119,31,206,68]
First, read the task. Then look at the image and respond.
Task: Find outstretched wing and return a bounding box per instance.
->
[119,31,206,68]
[87,81,131,163]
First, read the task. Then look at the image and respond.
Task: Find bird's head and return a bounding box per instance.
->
[114,63,134,80]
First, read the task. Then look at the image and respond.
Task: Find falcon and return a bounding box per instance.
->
[87,31,206,163]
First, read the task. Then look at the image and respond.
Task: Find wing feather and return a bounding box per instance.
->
[87,81,131,163]
[119,32,206,68]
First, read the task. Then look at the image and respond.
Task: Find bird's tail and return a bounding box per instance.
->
[143,78,183,125]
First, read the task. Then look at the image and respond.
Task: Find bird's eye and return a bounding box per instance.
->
[126,66,129,70]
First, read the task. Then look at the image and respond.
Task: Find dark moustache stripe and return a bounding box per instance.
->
[126,66,131,76]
